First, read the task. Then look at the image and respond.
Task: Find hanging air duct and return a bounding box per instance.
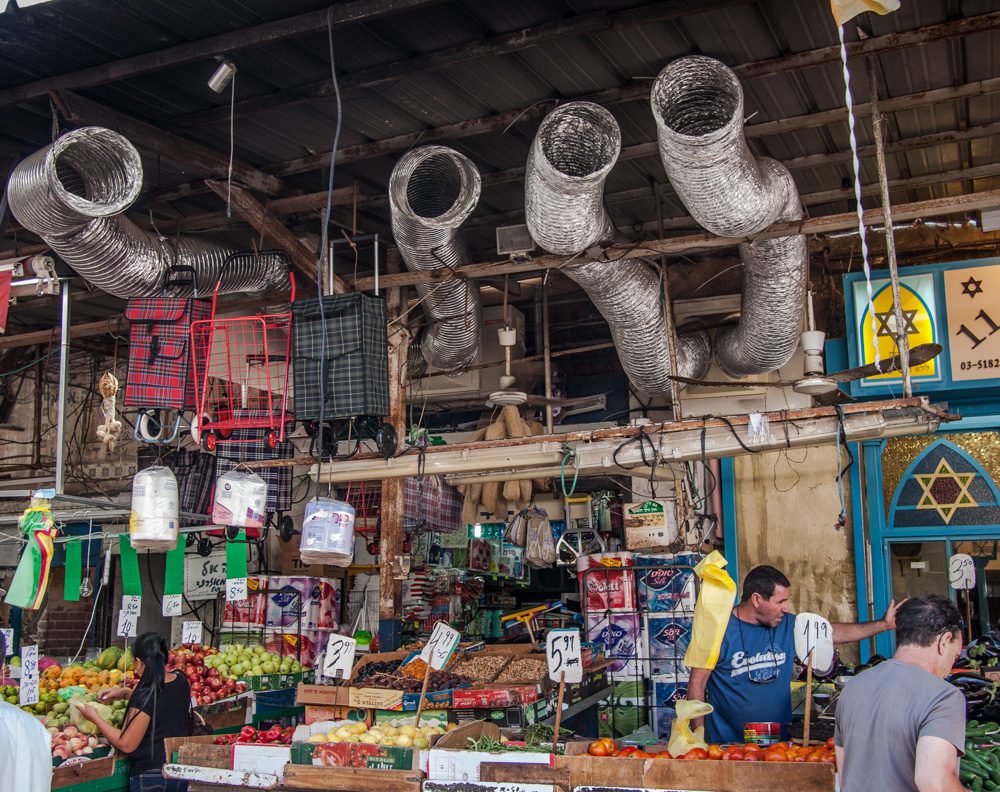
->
[6,127,289,298]
[389,145,482,372]
[524,102,711,397]
[651,56,807,378]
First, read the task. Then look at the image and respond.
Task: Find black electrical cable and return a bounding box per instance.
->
[715,415,760,455]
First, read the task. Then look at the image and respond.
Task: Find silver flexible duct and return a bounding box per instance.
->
[524,102,711,397]
[389,145,482,372]
[652,56,807,377]
[6,127,289,298]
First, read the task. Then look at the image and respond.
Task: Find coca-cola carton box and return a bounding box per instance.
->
[585,612,641,680]
[577,552,636,612]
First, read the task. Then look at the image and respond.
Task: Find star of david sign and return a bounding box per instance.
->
[914,459,977,524]
[961,276,984,299]
[874,308,918,338]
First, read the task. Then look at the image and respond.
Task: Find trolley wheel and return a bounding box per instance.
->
[267,430,277,449]
[205,431,218,452]
[225,525,241,541]
[375,423,397,459]
[138,410,163,442]
[197,537,214,557]
[278,515,295,543]
[185,532,199,548]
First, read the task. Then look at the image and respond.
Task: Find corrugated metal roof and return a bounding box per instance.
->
[0,0,997,293]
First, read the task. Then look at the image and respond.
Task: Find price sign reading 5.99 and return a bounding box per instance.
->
[546,628,583,684]
[420,622,461,671]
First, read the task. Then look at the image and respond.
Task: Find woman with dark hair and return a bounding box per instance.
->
[80,632,191,791]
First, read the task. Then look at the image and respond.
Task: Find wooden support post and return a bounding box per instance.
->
[414,664,431,727]
[802,652,814,746]
[552,671,567,749]
[379,249,408,651]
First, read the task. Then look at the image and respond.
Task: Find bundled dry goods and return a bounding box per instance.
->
[452,654,509,682]
[495,656,548,683]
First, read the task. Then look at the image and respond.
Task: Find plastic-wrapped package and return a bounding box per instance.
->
[129,466,180,550]
[212,468,268,528]
[299,497,355,567]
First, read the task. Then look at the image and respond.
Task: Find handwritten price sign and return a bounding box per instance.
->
[226,577,248,602]
[420,622,461,671]
[19,644,38,706]
[546,628,583,684]
[0,628,12,656]
[322,634,357,680]
[162,594,183,617]
[794,612,834,673]
[949,554,976,590]
[182,621,204,646]
[116,595,142,638]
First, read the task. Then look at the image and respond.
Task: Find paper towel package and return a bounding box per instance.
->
[645,613,693,677]
[586,612,642,680]
[578,552,636,612]
[651,675,688,740]
[636,552,700,613]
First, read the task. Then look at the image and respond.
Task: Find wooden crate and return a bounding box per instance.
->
[51,752,117,789]
[283,763,422,792]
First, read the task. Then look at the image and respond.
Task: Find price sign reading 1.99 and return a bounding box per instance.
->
[420,622,461,671]
[794,612,834,673]
[546,628,583,684]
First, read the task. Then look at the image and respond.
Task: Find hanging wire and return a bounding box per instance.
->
[837,24,880,368]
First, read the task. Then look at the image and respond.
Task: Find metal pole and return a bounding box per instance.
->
[868,59,912,397]
[55,280,71,494]
[657,183,683,420]
[542,279,554,434]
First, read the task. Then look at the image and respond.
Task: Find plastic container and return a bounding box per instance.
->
[129,466,180,550]
[212,468,268,528]
[300,497,355,567]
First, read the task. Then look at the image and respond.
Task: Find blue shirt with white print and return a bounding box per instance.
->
[703,611,797,744]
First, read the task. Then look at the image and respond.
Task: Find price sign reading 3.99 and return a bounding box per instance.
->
[546,628,583,684]
[420,622,461,671]
[322,634,357,680]
[794,612,834,673]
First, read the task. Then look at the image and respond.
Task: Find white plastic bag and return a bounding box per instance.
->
[212,468,268,528]
[129,466,179,551]
[300,497,356,567]
[525,513,556,568]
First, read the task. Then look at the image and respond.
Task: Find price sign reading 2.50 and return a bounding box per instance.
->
[546,628,583,684]
[420,622,461,671]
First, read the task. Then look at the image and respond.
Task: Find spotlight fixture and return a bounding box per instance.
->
[207,59,237,93]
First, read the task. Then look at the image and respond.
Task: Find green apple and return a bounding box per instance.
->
[231,663,246,676]
[218,663,230,676]
[261,662,276,674]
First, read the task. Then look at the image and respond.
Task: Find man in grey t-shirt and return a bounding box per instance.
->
[835,595,966,792]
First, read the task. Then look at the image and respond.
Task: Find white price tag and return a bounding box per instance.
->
[546,628,583,684]
[322,634,357,680]
[949,553,976,590]
[182,621,203,646]
[162,594,183,617]
[419,622,461,671]
[226,577,248,602]
[794,612,835,673]
[0,628,12,656]
[116,595,142,638]
[19,644,38,706]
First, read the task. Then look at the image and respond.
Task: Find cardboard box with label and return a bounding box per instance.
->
[623,499,678,550]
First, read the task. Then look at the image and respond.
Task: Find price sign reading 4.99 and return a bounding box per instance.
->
[420,622,461,671]
[949,554,976,590]
[794,612,834,673]
[323,634,357,680]
[546,628,583,684]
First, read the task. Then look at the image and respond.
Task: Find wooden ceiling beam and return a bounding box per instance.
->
[0,0,446,108]
[56,90,293,197]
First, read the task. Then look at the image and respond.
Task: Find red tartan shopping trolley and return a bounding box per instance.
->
[124,266,210,443]
[189,252,295,451]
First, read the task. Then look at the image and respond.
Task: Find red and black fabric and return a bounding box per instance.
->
[403,475,463,534]
[168,448,216,524]
[124,297,211,409]
[214,410,295,513]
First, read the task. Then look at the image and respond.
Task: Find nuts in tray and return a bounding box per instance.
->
[494,657,548,683]
[452,654,509,682]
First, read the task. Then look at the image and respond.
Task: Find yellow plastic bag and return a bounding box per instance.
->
[667,698,714,758]
[683,550,736,670]
[830,0,900,26]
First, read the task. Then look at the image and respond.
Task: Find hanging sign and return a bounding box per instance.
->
[322,634,358,680]
[794,612,834,672]
[19,644,38,706]
[117,595,142,638]
[182,621,204,646]
[184,550,228,601]
[949,553,976,590]
[943,263,1000,382]
[546,628,583,684]
[0,628,12,656]
[162,595,183,617]
[226,577,248,602]
[420,622,461,670]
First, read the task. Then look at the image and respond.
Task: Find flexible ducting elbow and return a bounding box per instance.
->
[652,56,807,378]
[389,145,482,372]
[6,127,289,297]
[524,102,711,398]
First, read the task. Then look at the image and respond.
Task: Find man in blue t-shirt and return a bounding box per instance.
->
[686,566,902,744]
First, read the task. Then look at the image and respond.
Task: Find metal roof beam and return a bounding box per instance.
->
[0,0,446,108]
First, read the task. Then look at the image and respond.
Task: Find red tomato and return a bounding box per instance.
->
[722,747,745,761]
[707,744,725,760]
[743,750,762,761]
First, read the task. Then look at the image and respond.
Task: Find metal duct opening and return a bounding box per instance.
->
[525,102,711,398]
[390,145,482,372]
[652,56,807,377]
[7,127,290,298]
